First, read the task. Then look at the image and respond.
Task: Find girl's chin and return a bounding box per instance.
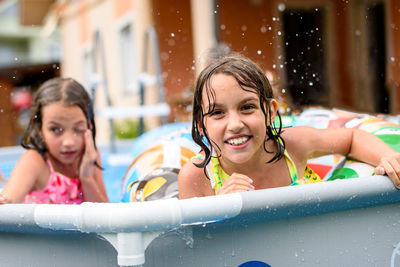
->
[58,154,79,164]
[222,154,252,165]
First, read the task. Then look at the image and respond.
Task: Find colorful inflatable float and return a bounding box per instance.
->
[0,108,400,267]
[121,122,199,202]
[121,108,400,202]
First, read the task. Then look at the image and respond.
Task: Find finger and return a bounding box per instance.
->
[83,130,97,162]
[0,193,9,204]
[219,184,255,195]
[381,158,400,189]
[374,166,385,175]
[84,130,95,152]
[230,173,253,184]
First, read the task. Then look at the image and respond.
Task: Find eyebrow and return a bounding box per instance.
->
[204,96,259,111]
[46,120,86,126]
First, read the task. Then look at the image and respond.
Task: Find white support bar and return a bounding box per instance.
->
[95,103,170,119]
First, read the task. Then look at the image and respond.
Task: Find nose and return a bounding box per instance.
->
[227,112,244,133]
[61,132,78,147]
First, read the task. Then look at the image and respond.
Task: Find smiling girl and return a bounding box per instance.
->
[0,78,108,204]
[178,54,400,198]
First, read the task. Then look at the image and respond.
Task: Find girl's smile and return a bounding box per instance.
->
[225,135,251,148]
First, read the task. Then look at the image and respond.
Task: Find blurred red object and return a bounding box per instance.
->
[11,89,33,112]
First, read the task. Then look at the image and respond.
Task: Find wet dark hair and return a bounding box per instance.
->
[192,53,285,172]
[21,77,98,159]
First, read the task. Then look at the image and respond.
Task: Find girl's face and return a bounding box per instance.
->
[201,73,277,167]
[40,102,88,165]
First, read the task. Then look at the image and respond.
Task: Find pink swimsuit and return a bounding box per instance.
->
[23,159,84,204]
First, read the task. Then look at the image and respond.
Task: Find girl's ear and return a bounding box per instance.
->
[197,121,205,136]
[267,99,278,126]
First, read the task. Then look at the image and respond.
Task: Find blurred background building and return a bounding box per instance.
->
[1,0,400,145]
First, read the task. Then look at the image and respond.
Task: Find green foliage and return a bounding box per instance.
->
[113,119,142,139]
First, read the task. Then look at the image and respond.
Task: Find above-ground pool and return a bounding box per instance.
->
[0,175,399,267]
[1,114,400,267]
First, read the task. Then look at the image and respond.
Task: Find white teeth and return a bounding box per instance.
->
[227,137,249,145]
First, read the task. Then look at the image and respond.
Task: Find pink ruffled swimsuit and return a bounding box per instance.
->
[23,159,84,204]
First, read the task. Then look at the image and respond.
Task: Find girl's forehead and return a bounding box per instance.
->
[201,76,260,108]
[42,103,86,123]
[204,74,258,96]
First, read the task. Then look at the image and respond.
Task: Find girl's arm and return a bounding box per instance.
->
[347,129,400,188]
[0,150,45,203]
[178,160,215,199]
[79,130,109,202]
[289,127,400,188]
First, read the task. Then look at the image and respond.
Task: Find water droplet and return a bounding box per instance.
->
[170,33,175,37]
[260,26,267,33]
[309,82,313,86]
[278,3,286,11]
[391,57,396,62]
[257,50,262,55]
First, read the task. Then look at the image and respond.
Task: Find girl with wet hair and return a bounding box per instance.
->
[178,54,400,198]
[0,78,108,204]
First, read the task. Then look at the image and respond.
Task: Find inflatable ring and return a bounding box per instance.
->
[121,123,199,202]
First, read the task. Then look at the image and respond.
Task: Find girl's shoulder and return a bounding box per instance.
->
[281,126,322,160]
[20,149,46,163]
[18,150,48,173]
[178,159,214,198]
[23,149,45,159]
[179,159,206,181]
[281,126,315,146]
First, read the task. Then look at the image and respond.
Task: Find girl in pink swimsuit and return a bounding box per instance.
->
[0,78,108,204]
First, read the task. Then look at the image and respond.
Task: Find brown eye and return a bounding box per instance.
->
[210,110,224,118]
[242,104,256,112]
[51,127,63,135]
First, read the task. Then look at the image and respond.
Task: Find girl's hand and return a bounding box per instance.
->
[217,173,255,195]
[79,130,98,180]
[0,193,10,204]
[374,154,400,189]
